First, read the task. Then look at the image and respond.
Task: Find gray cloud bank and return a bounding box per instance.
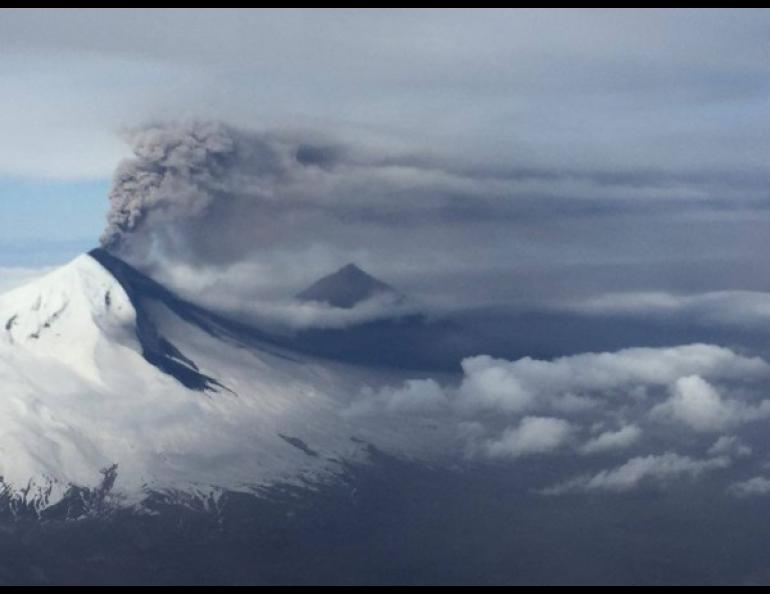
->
[5,9,770,182]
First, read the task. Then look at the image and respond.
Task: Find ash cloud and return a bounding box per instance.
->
[97,120,770,328]
[101,122,293,257]
[101,121,770,281]
[102,122,236,249]
[100,121,454,271]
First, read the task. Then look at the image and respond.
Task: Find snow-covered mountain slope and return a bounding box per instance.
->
[1,254,137,385]
[0,251,451,512]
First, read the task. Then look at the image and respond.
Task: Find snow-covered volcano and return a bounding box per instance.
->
[0,250,448,513]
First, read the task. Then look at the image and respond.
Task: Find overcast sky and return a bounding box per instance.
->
[3,9,770,304]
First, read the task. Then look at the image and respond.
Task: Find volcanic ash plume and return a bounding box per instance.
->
[100,122,291,254]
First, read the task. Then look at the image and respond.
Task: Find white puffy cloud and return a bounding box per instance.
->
[457,356,533,413]
[213,292,417,331]
[545,453,730,494]
[651,376,735,433]
[729,476,770,497]
[575,290,770,329]
[349,342,770,495]
[345,378,449,418]
[483,416,572,459]
[581,424,641,455]
[550,393,601,413]
[357,342,770,423]
[651,375,770,433]
[708,435,752,458]
[458,344,769,414]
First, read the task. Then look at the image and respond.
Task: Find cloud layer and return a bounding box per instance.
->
[348,343,770,495]
[544,453,730,494]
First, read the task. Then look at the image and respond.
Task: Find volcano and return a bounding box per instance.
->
[0,250,448,515]
[296,263,402,309]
